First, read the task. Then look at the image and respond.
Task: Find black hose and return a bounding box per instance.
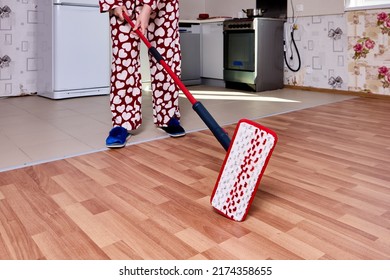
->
[284,29,301,72]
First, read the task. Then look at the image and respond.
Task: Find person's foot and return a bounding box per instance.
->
[106,126,131,148]
[160,117,186,138]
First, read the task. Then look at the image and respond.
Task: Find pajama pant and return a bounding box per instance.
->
[99,0,181,131]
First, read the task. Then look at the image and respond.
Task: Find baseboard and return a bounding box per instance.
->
[201,78,225,88]
[284,85,390,99]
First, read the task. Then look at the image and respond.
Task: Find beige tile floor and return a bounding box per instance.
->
[0,85,355,172]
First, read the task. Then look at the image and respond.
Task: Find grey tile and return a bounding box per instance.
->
[0,86,355,172]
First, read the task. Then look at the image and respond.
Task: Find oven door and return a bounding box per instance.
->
[224,30,255,71]
[223,29,256,85]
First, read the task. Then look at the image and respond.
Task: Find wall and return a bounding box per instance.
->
[206,0,256,18]
[287,0,344,17]
[180,0,257,19]
[284,8,390,95]
[0,0,38,96]
[179,0,205,20]
[201,0,344,18]
[347,9,390,95]
[180,0,345,19]
[284,14,349,90]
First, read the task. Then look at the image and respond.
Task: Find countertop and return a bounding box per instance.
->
[180,17,286,24]
[180,17,231,24]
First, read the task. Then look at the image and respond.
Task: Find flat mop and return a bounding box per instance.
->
[123,13,278,221]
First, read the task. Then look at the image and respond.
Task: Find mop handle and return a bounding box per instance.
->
[122,12,231,151]
[122,12,197,105]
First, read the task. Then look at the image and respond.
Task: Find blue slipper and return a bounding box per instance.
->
[106,127,131,148]
[159,117,186,138]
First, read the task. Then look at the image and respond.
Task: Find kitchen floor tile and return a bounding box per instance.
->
[0,135,32,170]
[0,86,356,172]
[20,138,95,164]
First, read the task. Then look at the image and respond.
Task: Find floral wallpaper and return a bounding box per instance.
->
[284,14,349,91]
[348,9,390,95]
[285,8,390,96]
[0,0,38,97]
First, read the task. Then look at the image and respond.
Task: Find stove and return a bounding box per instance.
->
[223,17,285,92]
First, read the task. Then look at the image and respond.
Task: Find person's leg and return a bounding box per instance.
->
[109,5,143,132]
[147,0,184,137]
[106,2,143,147]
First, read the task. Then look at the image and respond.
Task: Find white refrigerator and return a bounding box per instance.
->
[38,0,110,99]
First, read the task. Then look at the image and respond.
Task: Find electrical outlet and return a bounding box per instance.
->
[296,4,304,12]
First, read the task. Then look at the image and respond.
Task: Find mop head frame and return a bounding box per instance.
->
[210,119,278,222]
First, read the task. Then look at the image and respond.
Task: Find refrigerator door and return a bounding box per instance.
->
[53,0,99,5]
[52,4,110,98]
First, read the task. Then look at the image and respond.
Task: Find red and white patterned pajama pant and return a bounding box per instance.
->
[99,0,181,130]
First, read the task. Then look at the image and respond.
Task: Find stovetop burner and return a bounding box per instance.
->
[223,18,255,31]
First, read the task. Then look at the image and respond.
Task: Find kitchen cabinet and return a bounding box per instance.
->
[140,35,200,88]
[177,19,226,86]
[179,23,202,85]
[201,22,224,81]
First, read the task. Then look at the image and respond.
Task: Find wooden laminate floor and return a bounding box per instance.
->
[0,96,389,260]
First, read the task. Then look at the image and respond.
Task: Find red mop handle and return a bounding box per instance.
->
[122,12,197,105]
[122,12,231,151]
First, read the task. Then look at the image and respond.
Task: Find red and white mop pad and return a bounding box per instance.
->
[210,119,278,222]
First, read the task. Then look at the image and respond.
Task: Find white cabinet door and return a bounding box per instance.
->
[201,22,224,79]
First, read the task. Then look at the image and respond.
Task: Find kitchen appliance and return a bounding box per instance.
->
[223,17,285,92]
[37,0,110,99]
